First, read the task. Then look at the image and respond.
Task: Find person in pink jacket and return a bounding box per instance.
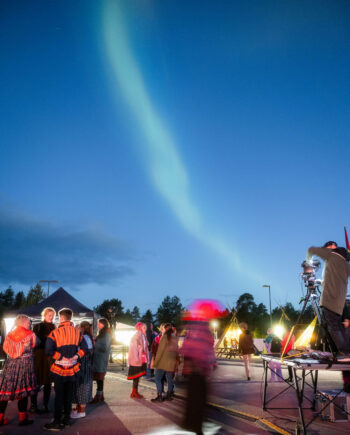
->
[127,323,149,399]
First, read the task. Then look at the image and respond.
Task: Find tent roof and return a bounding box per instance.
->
[7,287,95,318]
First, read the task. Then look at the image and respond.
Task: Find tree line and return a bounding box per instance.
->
[0,284,47,317]
[1,285,315,337]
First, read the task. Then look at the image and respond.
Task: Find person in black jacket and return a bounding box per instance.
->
[30,307,56,413]
[238,323,255,380]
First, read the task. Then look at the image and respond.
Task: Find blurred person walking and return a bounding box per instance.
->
[238,322,255,380]
[181,321,216,435]
[44,308,88,431]
[127,322,148,399]
[90,318,111,404]
[30,307,56,413]
[151,324,178,402]
[71,321,93,418]
[0,314,37,426]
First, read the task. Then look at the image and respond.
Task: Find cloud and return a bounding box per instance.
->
[0,209,134,286]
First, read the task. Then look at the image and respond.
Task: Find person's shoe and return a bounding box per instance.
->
[19,412,33,426]
[89,394,100,404]
[247,377,251,381]
[165,392,174,401]
[151,394,164,403]
[43,420,64,431]
[0,417,8,426]
[62,416,71,427]
[71,410,86,419]
[130,388,143,399]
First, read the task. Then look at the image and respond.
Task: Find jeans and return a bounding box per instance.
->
[146,350,153,378]
[155,369,174,395]
[322,306,350,353]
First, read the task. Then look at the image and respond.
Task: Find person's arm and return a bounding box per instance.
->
[306,247,331,263]
[154,336,166,367]
[45,333,60,361]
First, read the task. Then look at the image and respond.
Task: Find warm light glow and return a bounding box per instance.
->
[273,324,285,339]
[4,317,16,334]
[295,317,317,348]
[211,320,218,329]
[115,329,134,346]
[219,324,241,346]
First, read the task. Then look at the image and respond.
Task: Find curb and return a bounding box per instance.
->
[106,372,291,434]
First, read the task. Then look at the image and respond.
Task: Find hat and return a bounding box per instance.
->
[333,247,350,262]
[323,241,338,248]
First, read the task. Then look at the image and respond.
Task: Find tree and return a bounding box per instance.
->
[140,309,154,324]
[235,293,269,336]
[13,291,26,309]
[131,306,140,324]
[93,298,124,328]
[26,283,45,306]
[0,287,14,308]
[156,295,184,327]
[119,309,134,325]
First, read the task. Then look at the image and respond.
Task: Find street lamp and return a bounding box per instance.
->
[39,280,59,297]
[211,320,218,340]
[262,285,272,327]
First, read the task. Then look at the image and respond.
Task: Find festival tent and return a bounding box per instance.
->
[3,287,97,334]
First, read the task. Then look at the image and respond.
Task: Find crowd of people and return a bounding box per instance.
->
[0,307,112,430]
[0,239,349,433]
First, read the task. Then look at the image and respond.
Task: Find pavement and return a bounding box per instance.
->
[1,358,350,434]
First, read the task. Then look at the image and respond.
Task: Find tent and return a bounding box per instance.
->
[3,287,97,334]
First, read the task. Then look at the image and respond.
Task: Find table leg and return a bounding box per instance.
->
[263,359,268,410]
[293,367,307,434]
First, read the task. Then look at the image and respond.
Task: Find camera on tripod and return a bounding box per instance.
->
[301,259,321,290]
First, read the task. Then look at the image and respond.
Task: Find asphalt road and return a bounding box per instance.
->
[1,358,349,434]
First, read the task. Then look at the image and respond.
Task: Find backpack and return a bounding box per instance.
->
[270,335,282,353]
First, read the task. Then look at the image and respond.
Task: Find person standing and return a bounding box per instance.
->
[44,308,87,431]
[127,322,148,399]
[71,321,93,418]
[30,307,56,413]
[151,324,178,402]
[238,323,255,380]
[0,315,37,426]
[306,241,350,353]
[91,318,111,403]
[146,322,156,378]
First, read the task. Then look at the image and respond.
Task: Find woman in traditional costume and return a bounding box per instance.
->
[127,322,148,399]
[0,314,37,426]
[30,307,56,413]
[71,321,93,418]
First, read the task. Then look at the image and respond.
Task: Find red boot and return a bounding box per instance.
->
[131,387,143,399]
[0,413,8,426]
[18,411,33,426]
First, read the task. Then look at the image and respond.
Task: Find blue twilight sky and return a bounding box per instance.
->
[1,0,350,315]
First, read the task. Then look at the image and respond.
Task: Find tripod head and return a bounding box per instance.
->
[301,259,321,292]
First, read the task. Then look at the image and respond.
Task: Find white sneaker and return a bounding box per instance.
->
[71,410,86,419]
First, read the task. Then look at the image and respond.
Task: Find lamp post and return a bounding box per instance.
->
[211,320,218,340]
[262,285,272,327]
[39,280,59,297]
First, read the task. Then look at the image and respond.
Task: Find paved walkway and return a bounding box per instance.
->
[1,359,350,434]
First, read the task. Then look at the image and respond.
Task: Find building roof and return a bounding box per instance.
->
[7,287,94,318]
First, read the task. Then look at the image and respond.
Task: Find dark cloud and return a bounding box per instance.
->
[0,210,134,286]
